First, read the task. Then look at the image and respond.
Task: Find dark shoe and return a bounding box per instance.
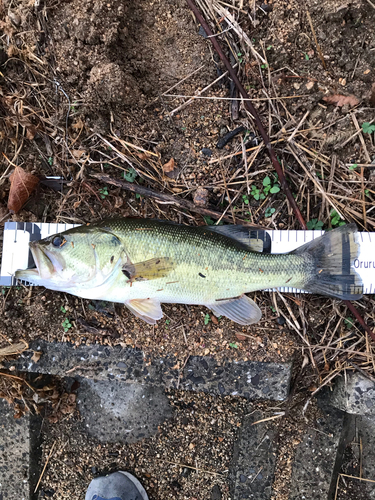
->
[85,471,149,500]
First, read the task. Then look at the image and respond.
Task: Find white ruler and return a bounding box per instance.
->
[0,221,374,294]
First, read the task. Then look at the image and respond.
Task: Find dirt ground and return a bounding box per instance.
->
[1,0,375,498]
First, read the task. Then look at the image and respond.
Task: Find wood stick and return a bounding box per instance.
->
[185,0,307,230]
[90,173,258,225]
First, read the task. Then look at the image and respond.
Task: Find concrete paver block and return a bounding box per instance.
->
[355,415,375,498]
[77,379,173,443]
[0,398,41,500]
[330,372,375,415]
[289,398,351,500]
[12,340,292,401]
[229,411,277,500]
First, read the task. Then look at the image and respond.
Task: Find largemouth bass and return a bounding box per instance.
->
[15,219,363,325]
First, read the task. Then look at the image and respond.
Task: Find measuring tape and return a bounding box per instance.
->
[0,221,373,294]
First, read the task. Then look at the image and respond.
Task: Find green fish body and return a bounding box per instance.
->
[15,219,363,325]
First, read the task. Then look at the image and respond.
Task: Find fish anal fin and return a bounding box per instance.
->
[122,257,174,281]
[205,225,271,253]
[207,295,262,326]
[125,298,163,325]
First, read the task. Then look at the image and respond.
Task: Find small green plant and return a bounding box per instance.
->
[330,209,346,228]
[344,316,354,329]
[251,184,263,201]
[266,45,273,50]
[237,52,243,63]
[270,305,276,313]
[203,216,214,225]
[229,342,239,349]
[348,163,358,171]
[261,64,268,69]
[306,219,324,230]
[242,194,249,205]
[365,189,370,198]
[203,216,223,226]
[122,168,138,182]
[135,193,141,200]
[362,122,375,134]
[265,207,276,218]
[60,305,66,313]
[99,187,109,199]
[304,52,310,61]
[48,157,53,166]
[263,176,280,195]
[62,318,72,332]
[204,313,211,325]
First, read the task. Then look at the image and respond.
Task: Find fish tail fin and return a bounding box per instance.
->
[293,224,363,300]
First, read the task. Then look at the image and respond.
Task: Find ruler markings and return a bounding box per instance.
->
[0,222,374,294]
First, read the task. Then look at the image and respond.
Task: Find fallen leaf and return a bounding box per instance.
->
[211,315,218,325]
[162,158,179,179]
[235,333,247,341]
[71,117,85,130]
[323,94,359,108]
[136,152,151,160]
[31,351,42,363]
[8,166,39,213]
[71,149,86,159]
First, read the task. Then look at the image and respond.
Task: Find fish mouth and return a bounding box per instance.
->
[28,241,55,280]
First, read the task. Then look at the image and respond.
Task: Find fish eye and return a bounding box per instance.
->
[52,236,65,247]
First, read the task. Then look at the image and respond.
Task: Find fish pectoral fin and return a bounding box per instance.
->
[122,257,175,281]
[207,295,262,326]
[125,298,163,325]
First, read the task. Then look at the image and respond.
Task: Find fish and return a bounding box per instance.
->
[15,219,363,326]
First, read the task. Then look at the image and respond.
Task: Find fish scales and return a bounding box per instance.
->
[94,219,308,304]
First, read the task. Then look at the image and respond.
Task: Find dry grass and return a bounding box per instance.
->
[0,0,375,395]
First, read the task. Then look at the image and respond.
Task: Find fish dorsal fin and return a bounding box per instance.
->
[205,225,271,253]
[207,295,262,325]
[125,298,163,324]
[122,257,175,281]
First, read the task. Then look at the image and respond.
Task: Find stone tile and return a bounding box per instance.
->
[330,372,375,415]
[77,379,173,443]
[289,398,351,500]
[0,398,42,500]
[12,340,292,401]
[229,411,277,500]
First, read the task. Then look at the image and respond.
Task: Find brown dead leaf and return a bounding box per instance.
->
[323,94,359,108]
[7,166,39,213]
[31,351,42,363]
[71,149,86,159]
[162,158,179,179]
[72,116,85,130]
[211,315,218,325]
[235,333,248,341]
[136,152,151,160]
